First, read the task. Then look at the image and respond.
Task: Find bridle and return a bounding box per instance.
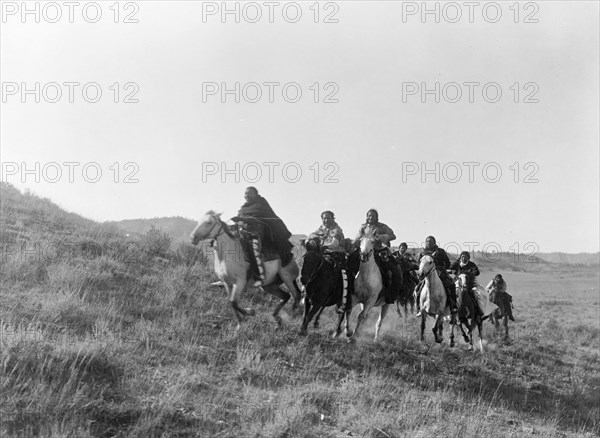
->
[195,214,237,243]
[420,259,437,279]
[360,248,373,262]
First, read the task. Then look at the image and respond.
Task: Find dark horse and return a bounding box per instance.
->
[299,240,357,337]
[454,274,485,352]
[488,290,512,340]
[394,255,419,317]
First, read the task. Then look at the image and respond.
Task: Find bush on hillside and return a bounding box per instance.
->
[139,226,172,259]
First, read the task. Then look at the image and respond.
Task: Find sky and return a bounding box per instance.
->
[1,1,599,254]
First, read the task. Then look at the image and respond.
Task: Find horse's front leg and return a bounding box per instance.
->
[420,311,427,342]
[313,305,326,329]
[350,303,369,341]
[229,282,254,328]
[344,306,353,338]
[503,314,509,340]
[375,304,390,342]
[263,284,290,327]
[280,272,301,311]
[334,311,346,338]
[299,297,312,335]
[477,319,484,352]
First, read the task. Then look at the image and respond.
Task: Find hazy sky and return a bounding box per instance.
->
[1,1,599,254]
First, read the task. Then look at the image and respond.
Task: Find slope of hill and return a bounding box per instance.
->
[1,182,598,438]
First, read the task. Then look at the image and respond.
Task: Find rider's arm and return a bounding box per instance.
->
[440,250,451,270]
[470,262,480,277]
[383,225,396,243]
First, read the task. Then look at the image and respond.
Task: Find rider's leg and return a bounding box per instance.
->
[250,237,264,286]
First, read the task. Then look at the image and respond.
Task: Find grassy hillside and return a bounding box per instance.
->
[1,183,599,437]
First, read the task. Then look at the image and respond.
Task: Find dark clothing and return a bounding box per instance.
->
[449,260,480,278]
[237,195,293,260]
[419,246,451,273]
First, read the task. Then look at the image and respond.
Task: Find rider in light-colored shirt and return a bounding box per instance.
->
[309,210,345,253]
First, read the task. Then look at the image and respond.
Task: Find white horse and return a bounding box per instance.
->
[190,211,301,328]
[345,237,390,342]
[417,255,452,345]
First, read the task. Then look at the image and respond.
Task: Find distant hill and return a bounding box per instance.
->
[535,252,600,266]
[108,217,197,243]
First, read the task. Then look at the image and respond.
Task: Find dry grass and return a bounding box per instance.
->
[1,182,599,437]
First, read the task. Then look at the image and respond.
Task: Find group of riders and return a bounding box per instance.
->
[233,186,514,322]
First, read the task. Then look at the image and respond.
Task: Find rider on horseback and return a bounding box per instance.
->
[353,209,402,304]
[307,210,346,255]
[395,242,419,276]
[235,187,294,287]
[307,210,351,313]
[450,251,483,313]
[485,274,515,321]
[416,236,459,318]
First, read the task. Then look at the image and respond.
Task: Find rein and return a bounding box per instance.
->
[360,249,373,262]
[303,253,325,286]
[421,262,436,279]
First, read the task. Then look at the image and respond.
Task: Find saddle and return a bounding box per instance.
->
[236,221,280,262]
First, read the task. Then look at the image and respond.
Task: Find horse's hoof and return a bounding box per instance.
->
[463,335,470,343]
[467,345,474,352]
[450,339,455,348]
[314,323,319,329]
[435,337,443,344]
[299,329,307,336]
[332,330,340,338]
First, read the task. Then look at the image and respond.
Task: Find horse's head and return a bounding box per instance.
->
[359,237,375,262]
[190,211,223,245]
[455,273,467,291]
[456,273,475,293]
[300,250,323,286]
[303,238,321,253]
[417,255,435,278]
